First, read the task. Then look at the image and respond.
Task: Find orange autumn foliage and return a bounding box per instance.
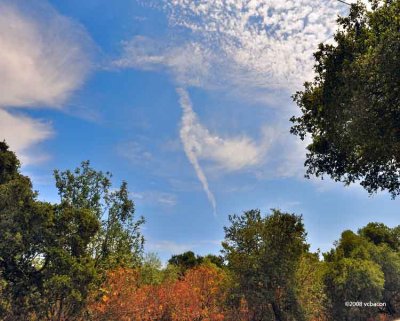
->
[89,268,140,320]
[89,265,235,321]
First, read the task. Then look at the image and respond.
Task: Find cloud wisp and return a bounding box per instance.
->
[0,0,93,164]
[177,88,217,214]
[177,88,273,213]
[115,37,213,88]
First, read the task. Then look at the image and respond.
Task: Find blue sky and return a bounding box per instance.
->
[0,0,398,263]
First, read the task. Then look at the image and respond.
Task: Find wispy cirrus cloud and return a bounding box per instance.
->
[116,141,154,164]
[0,0,93,164]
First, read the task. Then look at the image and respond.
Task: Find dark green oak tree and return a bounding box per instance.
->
[291,0,400,196]
[168,252,225,275]
[168,251,204,276]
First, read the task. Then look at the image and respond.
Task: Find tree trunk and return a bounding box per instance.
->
[271,302,283,321]
[57,298,64,321]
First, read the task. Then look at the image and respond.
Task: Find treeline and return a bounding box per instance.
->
[92,212,400,321]
[0,142,399,321]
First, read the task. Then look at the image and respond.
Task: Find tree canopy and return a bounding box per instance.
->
[1,141,399,320]
[168,251,203,273]
[222,209,308,321]
[54,161,145,269]
[291,0,400,196]
[324,225,400,320]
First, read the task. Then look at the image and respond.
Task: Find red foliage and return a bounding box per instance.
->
[168,266,227,321]
[89,265,233,321]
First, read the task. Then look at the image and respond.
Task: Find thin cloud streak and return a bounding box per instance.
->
[177,88,276,214]
[177,88,217,215]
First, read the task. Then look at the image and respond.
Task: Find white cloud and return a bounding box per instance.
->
[0,0,92,108]
[177,88,272,212]
[114,0,348,184]
[178,88,217,213]
[162,0,343,91]
[0,110,53,164]
[121,0,349,97]
[156,193,177,207]
[115,37,212,88]
[0,0,92,163]
[178,89,268,172]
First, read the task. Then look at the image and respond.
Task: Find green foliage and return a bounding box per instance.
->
[0,272,10,317]
[0,143,145,320]
[291,0,400,196]
[295,252,328,321]
[168,251,204,275]
[139,253,163,285]
[203,254,225,268]
[373,245,400,316]
[167,251,225,276]
[324,223,400,320]
[324,258,384,320]
[54,161,145,269]
[359,222,400,250]
[161,264,181,283]
[0,143,100,320]
[139,253,191,285]
[0,141,20,184]
[222,209,308,321]
[2,141,400,321]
